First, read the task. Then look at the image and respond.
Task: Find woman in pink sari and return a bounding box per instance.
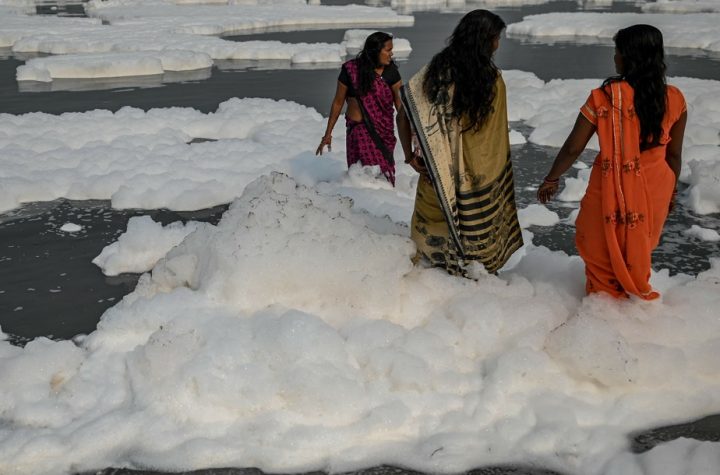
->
[316,32,403,185]
[538,25,687,300]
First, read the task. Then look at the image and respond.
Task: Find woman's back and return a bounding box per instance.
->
[583,81,686,160]
[645,84,685,158]
[461,74,510,179]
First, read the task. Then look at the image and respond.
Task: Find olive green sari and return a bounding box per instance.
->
[401,67,522,275]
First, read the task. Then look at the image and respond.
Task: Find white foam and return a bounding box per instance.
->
[1,174,720,475]
[683,224,720,242]
[566,208,580,226]
[642,0,720,14]
[0,13,102,49]
[1,2,413,81]
[518,203,560,228]
[0,96,424,222]
[506,13,720,55]
[17,51,214,82]
[509,129,527,145]
[684,160,720,215]
[375,0,555,14]
[342,29,412,57]
[93,216,206,276]
[2,71,718,215]
[59,223,82,232]
[0,98,325,212]
[557,168,591,202]
[0,1,36,15]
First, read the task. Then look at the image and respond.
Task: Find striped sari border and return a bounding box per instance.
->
[400,84,465,257]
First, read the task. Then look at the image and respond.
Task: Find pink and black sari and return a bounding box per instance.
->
[343,59,397,185]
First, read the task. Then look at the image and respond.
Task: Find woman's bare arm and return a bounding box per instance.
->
[538,113,596,203]
[395,86,427,175]
[394,82,413,163]
[665,110,687,186]
[316,81,348,156]
[391,80,403,111]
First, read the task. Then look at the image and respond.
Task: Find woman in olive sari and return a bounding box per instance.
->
[397,10,522,275]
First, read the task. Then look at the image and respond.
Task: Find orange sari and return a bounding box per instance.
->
[576,81,686,299]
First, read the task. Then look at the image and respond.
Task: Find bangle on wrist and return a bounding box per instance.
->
[543,176,560,184]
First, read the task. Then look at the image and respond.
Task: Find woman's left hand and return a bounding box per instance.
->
[316,135,332,156]
[406,154,428,176]
[537,179,560,203]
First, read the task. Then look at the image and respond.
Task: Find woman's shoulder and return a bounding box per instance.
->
[666,84,685,101]
[493,71,506,92]
[588,83,611,102]
[593,78,627,93]
[382,62,402,85]
[666,84,687,114]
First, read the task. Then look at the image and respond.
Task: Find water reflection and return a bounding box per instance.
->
[35,1,87,17]
[17,68,213,93]
[510,34,720,60]
[220,22,406,37]
[365,0,641,14]
[215,54,409,72]
[11,51,53,62]
[215,59,339,72]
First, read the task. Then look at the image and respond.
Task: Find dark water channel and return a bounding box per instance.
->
[1,3,720,472]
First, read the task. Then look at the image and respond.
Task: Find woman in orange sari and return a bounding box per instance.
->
[538,24,687,300]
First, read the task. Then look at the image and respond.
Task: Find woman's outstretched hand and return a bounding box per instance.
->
[405,141,429,176]
[316,135,332,156]
[405,133,429,176]
[406,154,428,176]
[537,177,560,203]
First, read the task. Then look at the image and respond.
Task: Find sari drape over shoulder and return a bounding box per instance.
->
[576,81,686,299]
[401,67,522,275]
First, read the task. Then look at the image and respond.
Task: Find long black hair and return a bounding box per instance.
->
[423,9,506,132]
[602,24,667,149]
[356,31,393,97]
